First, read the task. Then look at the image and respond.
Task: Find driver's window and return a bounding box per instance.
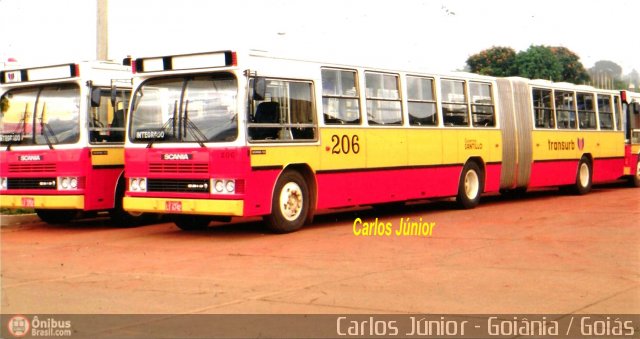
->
[89,88,130,143]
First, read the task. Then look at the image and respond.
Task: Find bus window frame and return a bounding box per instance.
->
[406,74,438,127]
[247,77,318,143]
[364,71,403,126]
[321,68,362,125]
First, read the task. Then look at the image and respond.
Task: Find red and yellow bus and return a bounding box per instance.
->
[0,61,138,224]
[122,50,638,232]
[621,89,640,186]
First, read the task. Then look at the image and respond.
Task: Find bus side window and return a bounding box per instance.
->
[321,69,361,125]
[89,89,129,143]
[441,79,469,127]
[532,88,554,128]
[597,94,614,130]
[469,82,495,127]
[555,90,576,129]
[248,79,316,142]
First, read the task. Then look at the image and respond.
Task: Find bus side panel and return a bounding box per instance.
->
[84,148,124,211]
[529,160,578,187]
[592,157,625,183]
[315,165,461,210]
[243,168,280,217]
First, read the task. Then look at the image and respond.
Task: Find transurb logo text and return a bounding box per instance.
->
[162,153,192,160]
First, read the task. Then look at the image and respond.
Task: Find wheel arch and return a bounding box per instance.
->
[281,163,317,224]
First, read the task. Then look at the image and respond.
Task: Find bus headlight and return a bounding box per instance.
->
[0,177,7,190]
[211,178,236,194]
[129,177,147,192]
[57,176,80,190]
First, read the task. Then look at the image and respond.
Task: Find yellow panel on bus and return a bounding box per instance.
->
[531,130,624,161]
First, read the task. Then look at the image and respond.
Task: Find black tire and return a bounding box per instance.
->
[630,157,640,188]
[572,157,592,195]
[263,171,309,233]
[173,215,211,231]
[36,209,78,224]
[456,162,484,209]
[109,182,148,227]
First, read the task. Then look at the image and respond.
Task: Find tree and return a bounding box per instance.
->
[514,45,563,81]
[591,60,622,79]
[549,47,590,83]
[589,60,624,89]
[466,46,517,77]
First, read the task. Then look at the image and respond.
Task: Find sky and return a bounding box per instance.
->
[1,0,639,75]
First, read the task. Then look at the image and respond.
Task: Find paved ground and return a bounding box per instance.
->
[1,183,639,315]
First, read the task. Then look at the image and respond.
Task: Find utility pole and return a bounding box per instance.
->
[96,0,108,60]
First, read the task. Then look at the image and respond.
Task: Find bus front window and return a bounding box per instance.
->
[0,84,80,146]
[129,74,238,144]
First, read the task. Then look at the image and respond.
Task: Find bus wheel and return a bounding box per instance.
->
[572,157,592,195]
[456,162,483,209]
[264,171,309,233]
[630,157,640,187]
[174,215,211,231]
[35,209,77,224]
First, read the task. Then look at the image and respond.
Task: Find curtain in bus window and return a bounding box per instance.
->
[441,79,468,126]
[321,69,360,124]
[365,72,401,125]
[532,88,554,128]
[407,76,437,126]
[576,93,596,129]
[249,80,315,141]
[597,94,614,130]
[555,90,576,129]
[469,82,495,127]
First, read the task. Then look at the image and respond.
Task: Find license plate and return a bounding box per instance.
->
[21,197,35,208]
[165,201,182,212]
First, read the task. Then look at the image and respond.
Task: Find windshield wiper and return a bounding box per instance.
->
[39,103,58,149]
[146,100,178,148]
[183,100,206,148]
[146,117,174,148]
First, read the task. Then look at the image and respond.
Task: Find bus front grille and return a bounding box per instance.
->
[148,163,209,174]
[9,163,57,173]
[147,179,210,193]
[8,178,57,190]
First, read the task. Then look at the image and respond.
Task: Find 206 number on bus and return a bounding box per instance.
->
[331,134,360,154]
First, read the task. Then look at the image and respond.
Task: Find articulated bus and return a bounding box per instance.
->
[122,50,639,233]
[0,61,138,224]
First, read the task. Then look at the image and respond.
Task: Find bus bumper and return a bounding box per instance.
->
[0,195,84,210]
[123,197,244,216]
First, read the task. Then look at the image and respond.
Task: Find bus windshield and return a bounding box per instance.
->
[0,84,80,146]
[129,74,238,144]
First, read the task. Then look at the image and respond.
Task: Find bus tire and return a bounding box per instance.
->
[264,170,309,233]
[630,157,640,188]
[36,209,78,224]
[109,182,148,227]
[572,157,592,195]
[174,215,211,231]
[456,162,483,209]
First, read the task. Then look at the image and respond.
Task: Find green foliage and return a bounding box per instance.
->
[514,45,563,81]
[466,46,517,76]
[550,47,590,83]
[0,208,35,215]
[466,45,590,84]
